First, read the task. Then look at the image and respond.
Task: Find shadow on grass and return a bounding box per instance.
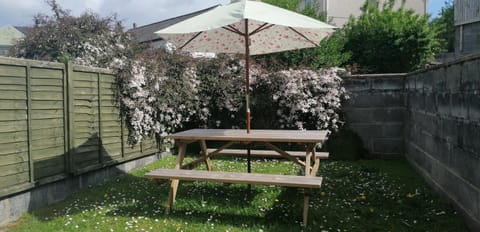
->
[107,181,261,216]
[26,171,303,229]
[20,158,468,232]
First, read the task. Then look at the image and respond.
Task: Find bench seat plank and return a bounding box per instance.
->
[207,148,329,159]
[145,169,323,189]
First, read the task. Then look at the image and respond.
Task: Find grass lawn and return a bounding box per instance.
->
[7,156,468,232]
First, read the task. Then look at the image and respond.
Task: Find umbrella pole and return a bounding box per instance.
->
[244,19,251,134]
[244,19,252,179]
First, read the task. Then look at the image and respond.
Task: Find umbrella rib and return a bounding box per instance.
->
[222,23,273,37]
[179,31,203,50]
[288,27,320,47]
[223,25,244,36]
[249,23,274,36]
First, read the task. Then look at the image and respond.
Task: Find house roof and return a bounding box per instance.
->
[14,26,32,35]
[128,4,219,43]
[0,25,27,45]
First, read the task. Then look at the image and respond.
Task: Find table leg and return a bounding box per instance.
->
[308,144,321,176]
[200,140,212,171]
[305,146,312,176]
[303,144,317,225]
[247,145,251,173]
[306,144,320,176]
[311,156,321,177]
[263,142,305,168]
[165,142,187,214]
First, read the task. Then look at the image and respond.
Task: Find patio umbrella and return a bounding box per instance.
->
[155,0,336,133]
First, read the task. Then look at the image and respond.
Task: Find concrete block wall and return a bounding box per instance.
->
[456,22,480,55]
[341,55,480,229]
[342,74,406,158]
[405,55,480,229]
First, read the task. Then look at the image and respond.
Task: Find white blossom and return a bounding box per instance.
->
[262,68,348,131]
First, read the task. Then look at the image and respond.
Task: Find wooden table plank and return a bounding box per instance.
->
[167,129,329,143]
[206,148,330,159]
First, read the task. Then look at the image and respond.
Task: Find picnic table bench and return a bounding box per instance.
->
[146,169,323,225]
[207,148,330,159]
[145,129,329,225]
[146,169,323,188]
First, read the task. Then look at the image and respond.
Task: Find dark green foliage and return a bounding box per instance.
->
[324,128,368,160]
[256,0,350,70]
[250,72,285,129]
[262,0,303,11]
[194,54,246,129]
[256,32,351,70]
[430,1,455,52]
[263,0,326,20]
[343,0,439,73]
[313,33,352,68]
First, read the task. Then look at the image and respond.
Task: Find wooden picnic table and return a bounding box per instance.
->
[146,128,329,225]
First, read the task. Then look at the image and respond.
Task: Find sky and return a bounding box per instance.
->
[0,0,447,29]
[428,0,447,18]
[0,0,230,28]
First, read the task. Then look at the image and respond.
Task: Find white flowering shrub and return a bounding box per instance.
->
[117,51,348,144]
[116,53,263,144]
[115,52,204,144]
[253,68,348,131]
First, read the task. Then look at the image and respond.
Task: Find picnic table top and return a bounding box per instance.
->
[167,129,329,143]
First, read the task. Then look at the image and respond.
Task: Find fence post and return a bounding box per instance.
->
[66,62,75,173]
[63,62,70,174]
[97,71,103,165]
[120,77,126,159]
[121,113,125,159]
[26,63,34,183]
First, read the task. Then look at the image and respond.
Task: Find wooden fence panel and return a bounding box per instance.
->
[99,74,124,163]
[0,64,30,193]
[142,137,159,155]
[71,69,101,172]
[0,58,158,197]
[30,66,67,180]
[123,126,142,158]
[0,61,32,196]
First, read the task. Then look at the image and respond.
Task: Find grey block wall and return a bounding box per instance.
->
[341,55,480,230]
[0,152,169,227]
[342,74,406,158]
[405,56,480,230]
[456,22,480,55]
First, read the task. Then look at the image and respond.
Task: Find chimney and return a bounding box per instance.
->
[132,23,137,28]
